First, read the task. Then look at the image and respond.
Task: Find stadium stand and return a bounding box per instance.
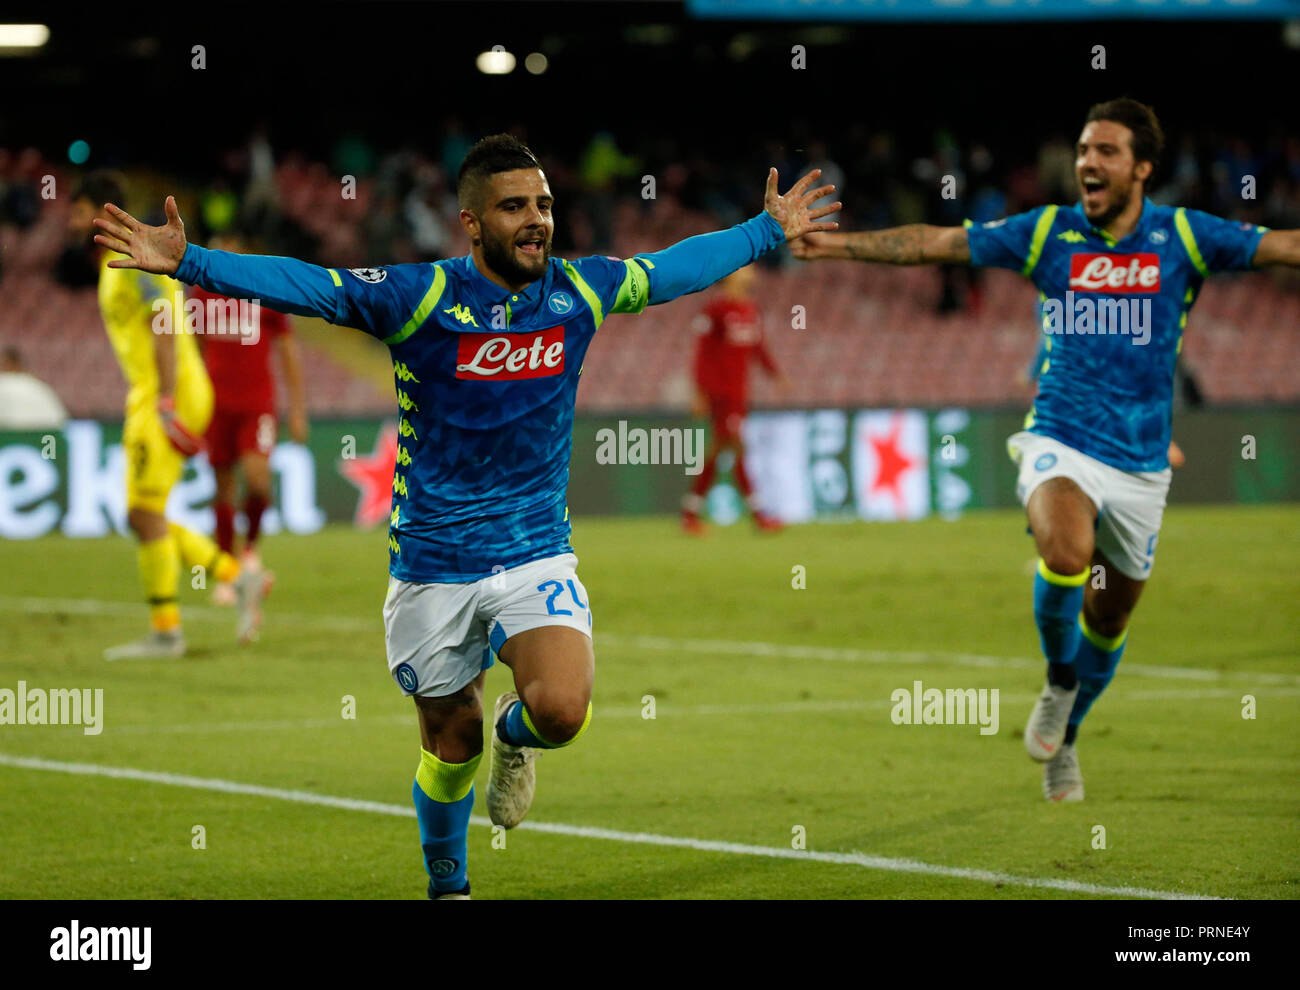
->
[1,142,1296,418]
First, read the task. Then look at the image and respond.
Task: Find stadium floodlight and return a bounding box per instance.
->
[0,24,49,49]
[524,52,548,74]
[475,48,516,74]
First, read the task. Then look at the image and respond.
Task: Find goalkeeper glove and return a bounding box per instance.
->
[157,395,202,456]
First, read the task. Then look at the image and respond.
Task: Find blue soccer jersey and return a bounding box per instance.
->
[175,211,786,581]
[967,199,1267,471]
[335,253,644,582]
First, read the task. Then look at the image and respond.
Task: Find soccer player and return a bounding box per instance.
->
[196,229,309,604]
[69,172,270,659]
[792,99,1300,801]
[682,264,790,534]
[93,136,838,896]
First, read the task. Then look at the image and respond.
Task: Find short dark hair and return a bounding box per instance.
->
[73,169,128,210]
[456,134,542,211]
[1084,98,1164,174]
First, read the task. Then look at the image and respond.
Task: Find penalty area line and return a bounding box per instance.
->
[0,753,1220,901]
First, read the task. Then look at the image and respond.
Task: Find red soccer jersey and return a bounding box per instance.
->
[192,287,290,413]
[692,297,776,404]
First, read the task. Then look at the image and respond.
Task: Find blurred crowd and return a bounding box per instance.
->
[3,122,1298,284]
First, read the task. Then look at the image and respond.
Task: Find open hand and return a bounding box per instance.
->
[764,168,841,241]
[93,195,188,275]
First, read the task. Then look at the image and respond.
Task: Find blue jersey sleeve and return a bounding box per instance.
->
[564,255,651,320]
[966,208,1051,273]
[565,212,785,324]
[635,212,785,304]
[175,245,437,341]
[1178,208,1268,274]
[333,263,447,341]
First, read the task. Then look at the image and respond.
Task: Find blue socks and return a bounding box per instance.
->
[1066,615,1128,743]
[496,699,592,750]
[1033,559,1089,686]
[412,748,481,895]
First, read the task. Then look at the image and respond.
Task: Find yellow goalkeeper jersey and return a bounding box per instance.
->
[98,251,209,416]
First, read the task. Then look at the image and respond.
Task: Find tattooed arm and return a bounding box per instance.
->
[789,225,970,265]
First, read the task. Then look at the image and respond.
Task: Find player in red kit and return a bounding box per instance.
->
[197,231,308,607]
[682,264,789,534]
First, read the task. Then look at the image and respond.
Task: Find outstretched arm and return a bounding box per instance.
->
[632,168,840,306]
[789,224,970,265]
[1253,230,1300,267]
[94,197,345,323]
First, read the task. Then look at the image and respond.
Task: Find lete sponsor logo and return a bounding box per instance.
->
[455,327,566,380]
[1068,253,1161,292]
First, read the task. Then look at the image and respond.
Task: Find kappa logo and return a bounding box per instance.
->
[1149,229,1168,245]
[444,302,479,327]
[548,291,574,315]
[1057,230,1087,243]
[348,267,387,283]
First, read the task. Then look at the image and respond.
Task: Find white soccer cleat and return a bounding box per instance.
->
[487,691,540,829]
[211,581,237,607]
[234,563,274,644]
[1043,743,1085,802]
[1024,682,1079,762]
[103,629,186,661]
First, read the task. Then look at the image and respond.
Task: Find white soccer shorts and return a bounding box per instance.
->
[1007,430,1172,581]
[383,552,593,698]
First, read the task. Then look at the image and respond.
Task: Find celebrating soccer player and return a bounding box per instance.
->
[792,99,1300,801]
[196,228,309,605]
[69,172,271,660]
[682,264,790,534]
[93,136,838,896]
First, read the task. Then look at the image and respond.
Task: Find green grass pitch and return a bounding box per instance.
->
[0,506,1296,899]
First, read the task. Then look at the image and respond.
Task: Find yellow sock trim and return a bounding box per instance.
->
[522,700,592,749]
[150,603,181,632]
[213,552,240,584]
[415,748,481,803]
[1037,559,1090,587]
[1079,614,1128,652]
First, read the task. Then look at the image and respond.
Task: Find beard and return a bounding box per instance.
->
[482,228,550,286]
[1081,171,1138,229]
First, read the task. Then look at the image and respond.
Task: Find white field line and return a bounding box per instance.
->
[0,752,1221,901]
[3,593,1297,686]
[32,688,1298,737]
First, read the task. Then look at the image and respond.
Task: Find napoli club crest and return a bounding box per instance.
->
[548,291,574,315]
[395,663,419,693]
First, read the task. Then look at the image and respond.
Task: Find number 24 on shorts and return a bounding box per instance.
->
[538,579,587,616]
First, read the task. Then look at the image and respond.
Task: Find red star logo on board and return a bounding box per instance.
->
[869,412,917,517]
[339,422,399,528]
